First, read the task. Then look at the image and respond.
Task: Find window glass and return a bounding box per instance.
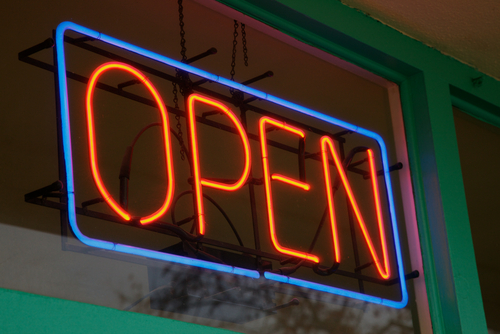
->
[453,107,500,333]
[1,0,425,332]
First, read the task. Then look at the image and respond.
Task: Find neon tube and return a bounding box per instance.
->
[56,22,407,308]
[320,138,341,264]
[259,116,319,263]
[186,94,251,235]
[271,174,311,191]
[86,62,175,224]
[367,148,391,278]
[320,136,390,279]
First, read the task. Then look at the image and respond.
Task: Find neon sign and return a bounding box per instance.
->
[55,21,408,308]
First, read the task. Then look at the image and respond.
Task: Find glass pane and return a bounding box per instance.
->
[3,0,425,332]
[453,108,500,333]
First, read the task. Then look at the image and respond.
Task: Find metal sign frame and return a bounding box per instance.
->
[54,21,408,308]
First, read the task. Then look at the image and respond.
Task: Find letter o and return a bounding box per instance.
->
[85,62,175,224]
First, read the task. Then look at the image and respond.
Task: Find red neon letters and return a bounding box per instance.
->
[321,136,390,278]
[259,117,319,263]
[85,63,391,278]
[186,94,251,235]
[86,62,175,224]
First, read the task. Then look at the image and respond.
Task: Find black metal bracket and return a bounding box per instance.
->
[118,79,141,90]
[241,71,273,86]
[183,47,217,64]
[20,31,419,298]
[24,180,63,201]
[18,38,54,60]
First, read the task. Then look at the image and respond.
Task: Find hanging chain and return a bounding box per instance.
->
[230,20,239,81]
[172,0,187,160]
[229,20,239,96]
[230,21,250,97]
[241,23,248,66]
[172,83,179,110]
[171,81,185,159]
[177,0,192,95]
[178,0,187,62]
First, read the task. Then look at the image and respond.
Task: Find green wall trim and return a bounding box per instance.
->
[215,0,413,82]
[399,74,447,333]
[401,73,487,333]
[276,0,500,107]
[217,0,500,107]
[0,288,237,334]
[450,86,500,129]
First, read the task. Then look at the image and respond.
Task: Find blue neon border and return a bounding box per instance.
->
[55,21,408,308]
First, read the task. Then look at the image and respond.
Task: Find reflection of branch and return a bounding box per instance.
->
[200,286,240,300]
[123,285,170,311]
[264,298,300,312]
[149,265,278,322]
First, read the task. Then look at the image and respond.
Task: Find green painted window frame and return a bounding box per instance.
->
[212,1,493,333]
[0,288,237,334]
[4,1,495,333]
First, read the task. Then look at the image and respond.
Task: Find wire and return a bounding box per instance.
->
[171,190,244,247]
[120,122,191,179]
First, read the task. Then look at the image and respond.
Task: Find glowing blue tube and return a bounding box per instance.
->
[55,21,408,308]
[264,272,289,283]
[266,95,359,132]
[289,277,383,304]
[232,267,261,279]
[99,33,220,83]
[356,130,409,307]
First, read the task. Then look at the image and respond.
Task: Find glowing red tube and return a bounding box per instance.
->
[320,136,390,279]
[187,94,251,235]
[259,116,319,263]
[86,62,175,224]
[367,148,390,279]
[271,174,311,191]
[320,137,341,264]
